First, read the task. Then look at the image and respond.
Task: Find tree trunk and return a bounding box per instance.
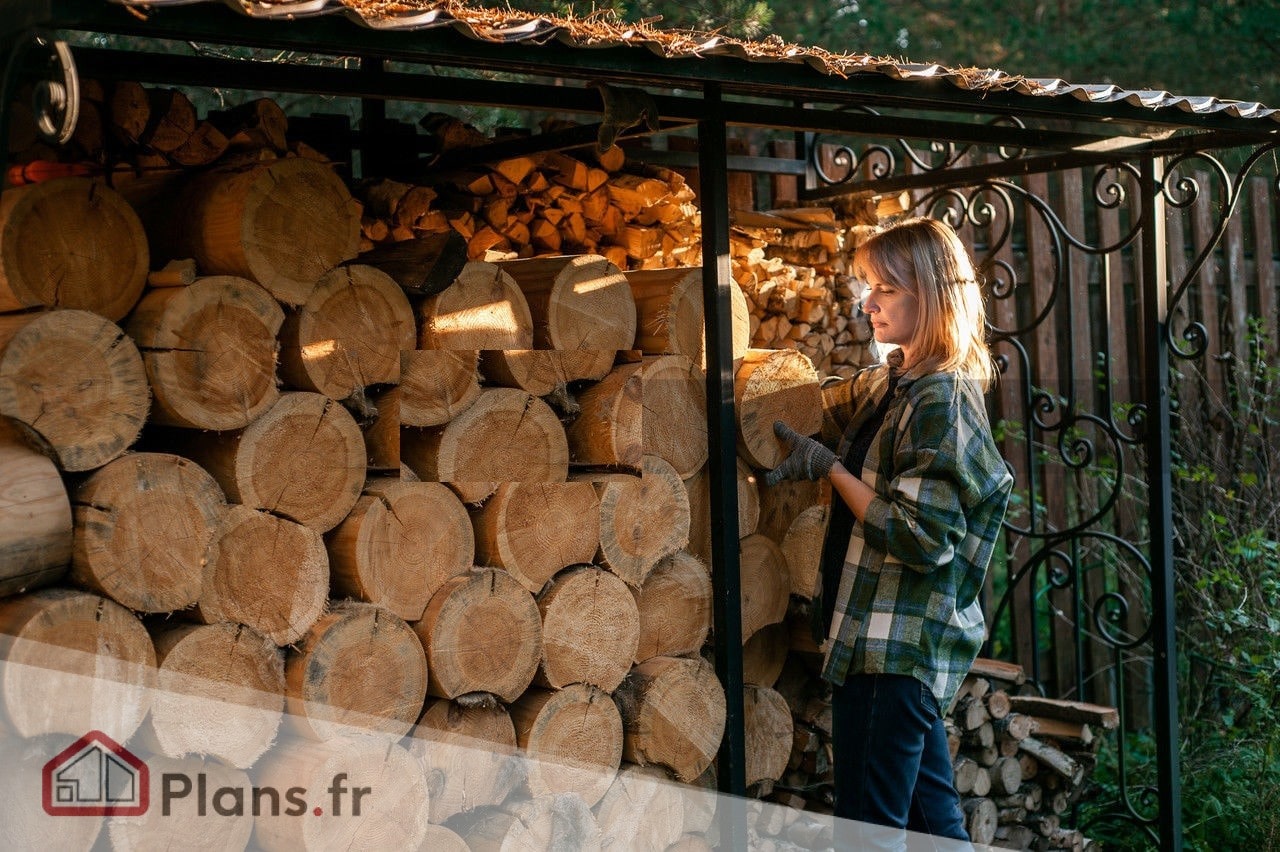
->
[633,550,711,663]
[195,505,328,646]
[739,533,790,641]
[742,622,787,688]
[588,455,690,587]
[640,355,707,479]
[498,254,636,353]
[127,275,283,430]
[682,457,758,564]
[168,156,362,306]
[413,698,522,823]
[510,683,623,806]
[415,568,542,702]
[780,504,828,600]
[0,310,149,472]
[626,266,750,370]
[733,348,823,470]
[536,565,638,692]
[279,264,415,400]
[327,479,474,622]
[399,349,481,428]
[617,655,726,782]
[71,452,225,613]
[401,387,569,506]
[470,482,601,595]
[962,797,998,845]
[565,362,642,470]
[0,588,155,738]
[285,600,427,741]
[0,177,147,319]
[744,685,793,787]
[0,418,72,596]
[142,621,284,769]
[417,260,533,350]
[594,763,685,852]
[173,391,366,533]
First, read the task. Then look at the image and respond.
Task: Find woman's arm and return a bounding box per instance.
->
[828,460,875,521]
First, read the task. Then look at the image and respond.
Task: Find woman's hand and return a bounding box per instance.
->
[764,421,836,485]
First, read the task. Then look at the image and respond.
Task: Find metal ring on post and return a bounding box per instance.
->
[31,34,80,145]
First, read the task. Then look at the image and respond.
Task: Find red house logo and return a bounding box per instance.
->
[42,731,149,816]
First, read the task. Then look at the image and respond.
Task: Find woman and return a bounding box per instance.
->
[765,217,1013,846]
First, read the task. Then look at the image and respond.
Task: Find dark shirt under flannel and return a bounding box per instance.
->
[819,352,1013,711]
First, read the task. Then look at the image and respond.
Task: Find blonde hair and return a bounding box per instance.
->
[853,217,996,389]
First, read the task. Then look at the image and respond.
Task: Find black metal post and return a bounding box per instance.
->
[1139,154,1183,850]
[699,82,748,827]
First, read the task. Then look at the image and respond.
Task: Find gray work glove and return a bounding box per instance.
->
[764,421,836,485]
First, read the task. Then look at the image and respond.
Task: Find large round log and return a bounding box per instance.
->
[627,266,750,370]
[683,457,759,564]
[328,479,474,622]
[594,763,685,852]
[401,387,568,505]
[742,622,787,688]
[480,349,616,396]
[511,684,623,806]
[418,260,533,350]
[470,482,600,595]
[413,698,522,823]
[399,349,480,428]
[0,177,147,320]
[739,533,790,641]
[633,551,711,663]
[618,655,726,783]
[0,418,72,596]
[498,254,636,354]
[107,755,253,852]
[744,685,793,787]
[71,452,225,613]
[171,156,362,306]
[781,504,828,600]
[279,264,415,400]
[253,738,430,851]
[536,565,638,692]
[756,477,823,542]
[0,736,102,851]
[639,355,707,479]
[175,391,365,533]
[413,825,469,852]
[564,361,642,469]
[285,601,428,740]
[456,794,601,852]
[195,505,328,646]
[415,567,542,702]
[142,622,284,769]
[126,275,283,430]
[0,310,149,472]
[589,455,689,587]
[733,348,822,470]
[0,588,155,738]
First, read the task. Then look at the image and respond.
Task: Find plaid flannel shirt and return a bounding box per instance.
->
[819,352,1013,711]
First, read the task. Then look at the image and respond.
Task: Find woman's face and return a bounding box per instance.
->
[860,271,919,359]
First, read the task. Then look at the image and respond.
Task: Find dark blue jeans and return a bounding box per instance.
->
[832,673,971,850]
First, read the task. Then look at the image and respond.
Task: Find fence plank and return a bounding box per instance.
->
[1225,205,1250,366]
[1250,177,1277,359]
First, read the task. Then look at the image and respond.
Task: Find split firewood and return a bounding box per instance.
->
[1006,695,1119,730]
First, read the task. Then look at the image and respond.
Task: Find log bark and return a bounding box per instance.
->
[536,565,638,692]
[0,177,147,319]
[511,683,623,806]
[357,230,469,297]
[107,756,253,851]
[734,348,823,470]
[739,533,790,641]
[780,504,828,600]
[0,418,72,596]
[279,264,415,400]
[588,455,690,587]
[415,567,542,702]
[413,698,522,823]
[1018,736,1085,785]
[1006,695,1119,730]
[169,156,362,306]
[498,254,636,353]
[470,482,600,594]
[417,260,533,350]
[174,391,366,533]
[142,621,284,769]
[639,354,707,479]
[71,452,225,613]
[617,655,726,782]
[742,622,788,688]
[683,458,759,564]
[0,588,155,738]
[0,310,149,472]
[399,350,481,428]
[285,600,427,740]
[970,657,1027,686]
[627,266,750,370]
[253,739,430,851]
[633,550,711,663]
[327,478,474,622]
[127,275,283,430]
[401,387,569,505]
[195,505,328,646]
[594,763,685,852]
[744,685,793,787]
[564,361,642,469]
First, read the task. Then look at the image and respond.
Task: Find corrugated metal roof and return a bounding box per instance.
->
[111,0,1280,127]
